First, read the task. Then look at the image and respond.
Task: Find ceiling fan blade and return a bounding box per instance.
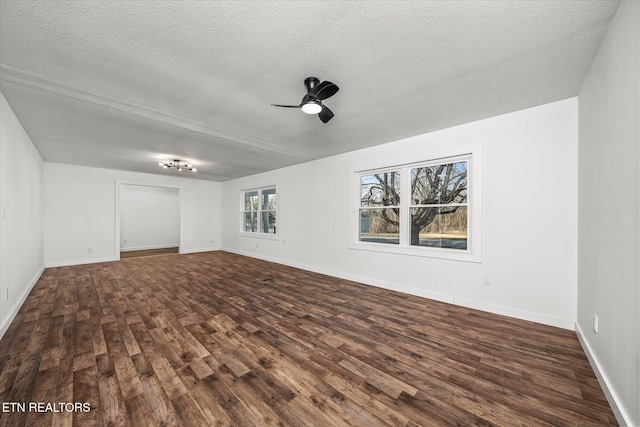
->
[271,104,301,108]
[309,81,339,100]
[318,105,334,123]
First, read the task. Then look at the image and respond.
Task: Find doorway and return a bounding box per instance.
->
[116,183,182,259]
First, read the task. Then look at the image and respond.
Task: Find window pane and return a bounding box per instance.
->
[410,206,467,249]
[243,212,257,232]
[360,171,400,207]
[261,188,276,210]
[411,162,467,205]
[359,208,399,244]
[261,211,276,234]
[244,191,258,211]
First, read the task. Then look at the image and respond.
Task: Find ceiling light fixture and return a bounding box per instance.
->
[158,159,197,172]
[300,99,323,115]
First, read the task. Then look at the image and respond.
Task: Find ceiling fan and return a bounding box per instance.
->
[272,77,339,123]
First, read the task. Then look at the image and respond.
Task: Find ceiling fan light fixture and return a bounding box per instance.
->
[272,77,338,122]
[301,100,322,115]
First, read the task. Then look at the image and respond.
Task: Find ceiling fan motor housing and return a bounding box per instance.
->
[304,77,320,93]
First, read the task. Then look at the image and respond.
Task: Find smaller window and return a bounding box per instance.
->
[241,186,277,235]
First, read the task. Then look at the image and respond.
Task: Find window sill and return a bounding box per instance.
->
[349,241,481,263]
[238,232,279,241]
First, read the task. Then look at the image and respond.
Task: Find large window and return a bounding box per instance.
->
[355,154,477,260]
[242,186,277,235]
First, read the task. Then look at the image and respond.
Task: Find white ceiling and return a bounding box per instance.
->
[0,0,619,181]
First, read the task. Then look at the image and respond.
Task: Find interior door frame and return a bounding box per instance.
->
[115,180,184,260]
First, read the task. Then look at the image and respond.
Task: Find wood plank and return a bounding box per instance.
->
[171,392,211,427]
[112,357,143,400]
[98,373,126,426]
[139,374,180,426]
[124,393,157,427]
[149,356,187,400]
[72,365,103,427]
[175,366,233,427]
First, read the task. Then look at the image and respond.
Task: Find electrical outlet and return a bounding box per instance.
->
[345,258,350,265]
[593,315,599,333]
[5,289,8,300]
[88,247,92,253]
[124,239,127,244]
[483,275,491,285]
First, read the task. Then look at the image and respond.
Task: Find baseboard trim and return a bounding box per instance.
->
[221,247,574,330]
[0,265,45,340]
[120,244,179,252]
[453,297,575,330]
[44,248,222,267]
[181,246,221,254]
[575,323,633,426]
[45,256,116,268]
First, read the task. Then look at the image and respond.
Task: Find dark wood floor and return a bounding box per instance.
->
[120,247,179,259]
[0,251,616,426]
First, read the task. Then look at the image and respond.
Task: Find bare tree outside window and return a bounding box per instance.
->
[410,162,467,248]
[359,161,468,249]
[360,171,400,244]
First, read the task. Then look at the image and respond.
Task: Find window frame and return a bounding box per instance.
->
[240,185,278,239]
[358,168,402,245]
[351,151,482,263]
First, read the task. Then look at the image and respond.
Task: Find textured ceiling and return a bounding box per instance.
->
[0,0,620,181]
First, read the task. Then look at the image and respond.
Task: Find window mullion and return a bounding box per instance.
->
[399,166,410,246]
[257,189,263,233]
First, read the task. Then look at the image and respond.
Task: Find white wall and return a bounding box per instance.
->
[577,1,639,425]
[0,91,44,337]
[44,163,221,267]
[222,98,578,329]
[120,184,180,251]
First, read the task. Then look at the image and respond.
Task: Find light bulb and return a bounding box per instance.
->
[301,101,322,114]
